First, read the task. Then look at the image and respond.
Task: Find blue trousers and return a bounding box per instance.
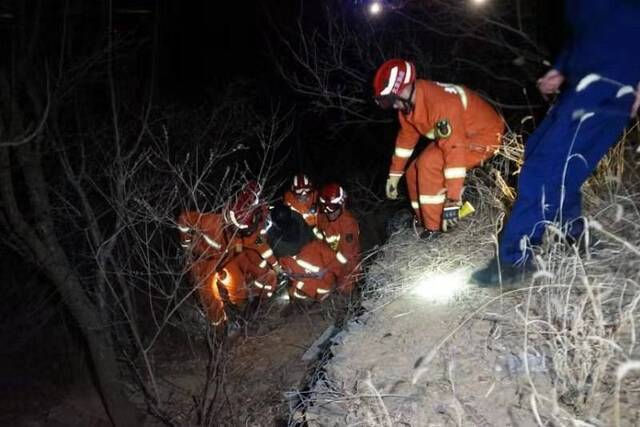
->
[499,80,635,265]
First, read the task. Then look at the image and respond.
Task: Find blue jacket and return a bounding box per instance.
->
[554,0,640,86]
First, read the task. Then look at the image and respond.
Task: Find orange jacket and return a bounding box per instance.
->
[316,208,360,271]
[283,189,318,226]
[178,211,231,266]
[390,80,504,200]
[177,211,235,326]
[235,205,280,270]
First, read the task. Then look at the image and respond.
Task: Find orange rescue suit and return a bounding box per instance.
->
[280,239,342,301]
[283,189,318,226]
[390,80,504,231]
[316,208,361,294]
[178,211,244,326]
[233,205,278,298]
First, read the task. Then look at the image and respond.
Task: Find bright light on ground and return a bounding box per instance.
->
[410,268,469,303]
[369,2,382,15]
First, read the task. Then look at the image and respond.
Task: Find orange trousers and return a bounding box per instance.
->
[235,249,278,299]
[191,251,277,325]
[405,132,501,231]
[279,239,340,301]
[192,257,246,326]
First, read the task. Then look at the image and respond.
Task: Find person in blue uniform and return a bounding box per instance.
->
[472,0,640,286]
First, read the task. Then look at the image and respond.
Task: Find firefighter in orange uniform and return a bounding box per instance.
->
[315,183,361,294]
[224,180,280,300]
[177,211,242,326]
[283,173,319,227]
[177,181,279,326]
[373,59,505,238]
[280,239,342,302]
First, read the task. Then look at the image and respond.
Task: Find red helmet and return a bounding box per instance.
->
[225,180,262,231]
[291,173,313,196]
[318,183,346,215]
[373,59,416,110]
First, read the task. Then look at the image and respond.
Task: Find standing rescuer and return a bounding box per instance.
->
[177,211,238,327]
[472,0,640,286]
[373,59,505,238]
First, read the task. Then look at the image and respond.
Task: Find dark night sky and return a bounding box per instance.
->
[150,0,297,100]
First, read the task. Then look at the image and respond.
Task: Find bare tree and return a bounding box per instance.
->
[267,0,549,128]
[0,2,291,425]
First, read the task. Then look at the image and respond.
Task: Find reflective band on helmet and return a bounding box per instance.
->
[380,66,398,95]
[336,251,348,264]
[296,259,320,273]
[177,225,190,233]
[419,194,446,205]
[404,61,412,84]
[229,210,248,229]
[203,235,221,250]
[261,249,274,259]
[394,147,414,158]
[444,167,467,179]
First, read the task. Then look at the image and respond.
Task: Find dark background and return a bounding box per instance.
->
[0,0,566,419]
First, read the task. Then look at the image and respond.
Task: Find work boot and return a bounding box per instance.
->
[565,233,602,257]
[470,257,531,288]
[419,229,441,240]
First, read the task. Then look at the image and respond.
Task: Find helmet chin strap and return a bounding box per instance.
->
[399,83,416,114]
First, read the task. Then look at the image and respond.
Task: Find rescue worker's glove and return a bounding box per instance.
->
[441,199,462,232]
[385,175,401,200]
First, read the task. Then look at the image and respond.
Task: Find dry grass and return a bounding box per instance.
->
[291,123,640,426]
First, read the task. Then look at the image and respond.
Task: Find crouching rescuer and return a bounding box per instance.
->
[373,59,505,237]
[280,183,360,301]
[177,181,279,327]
